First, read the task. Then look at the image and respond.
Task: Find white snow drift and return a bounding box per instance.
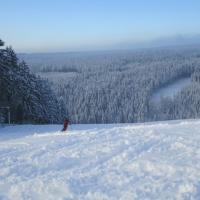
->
[1,120,200,199]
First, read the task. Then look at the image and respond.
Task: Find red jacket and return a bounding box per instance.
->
[62,119,70,131]
[64,119,69,128]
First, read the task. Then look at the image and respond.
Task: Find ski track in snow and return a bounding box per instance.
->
[1,120,200,199]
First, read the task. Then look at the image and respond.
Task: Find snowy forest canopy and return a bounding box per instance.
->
[19,46,200,124]
[0,40,64,124]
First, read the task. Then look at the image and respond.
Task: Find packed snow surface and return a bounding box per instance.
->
[1,120,200,199]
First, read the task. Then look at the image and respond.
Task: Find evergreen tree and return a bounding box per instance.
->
[0,39,4,46]
[0,39,63,124]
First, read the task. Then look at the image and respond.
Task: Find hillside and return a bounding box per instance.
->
[0,40,63,124]
[1,120,200,199]
[19,46,200,124]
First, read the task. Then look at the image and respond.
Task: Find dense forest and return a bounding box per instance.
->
[20,46,200,124]
[0,39,65,124]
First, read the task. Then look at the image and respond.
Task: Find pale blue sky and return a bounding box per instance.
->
[1,0,200,52]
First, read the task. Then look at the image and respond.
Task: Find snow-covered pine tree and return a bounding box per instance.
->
[0,39,4,46]
[0,39,64,124]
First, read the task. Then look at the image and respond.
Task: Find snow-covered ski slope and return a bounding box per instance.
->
[1,120,200,200]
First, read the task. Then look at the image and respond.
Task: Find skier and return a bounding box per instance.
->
[61,118,70,132]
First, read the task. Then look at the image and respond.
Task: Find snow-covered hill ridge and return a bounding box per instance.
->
[1,120,200,199]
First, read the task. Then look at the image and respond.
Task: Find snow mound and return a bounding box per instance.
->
[1,120,200,199]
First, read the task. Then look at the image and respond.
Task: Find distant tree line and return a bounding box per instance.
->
[0,39,65,124]
[150,81,200,121]
[41,65,79,73]
[53,48,200,123]
[21,46,200,124]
